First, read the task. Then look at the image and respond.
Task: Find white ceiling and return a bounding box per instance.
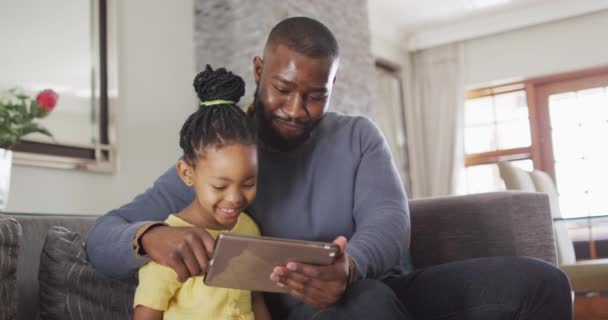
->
[368,0,608,51]
[369,0,545,32]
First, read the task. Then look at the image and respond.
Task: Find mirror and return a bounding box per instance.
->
[0,0,114,172]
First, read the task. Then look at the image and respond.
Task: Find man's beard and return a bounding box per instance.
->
[253,86,316,152]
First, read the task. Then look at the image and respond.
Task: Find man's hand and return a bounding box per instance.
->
[140,226,215,282]
[270,236,350,309]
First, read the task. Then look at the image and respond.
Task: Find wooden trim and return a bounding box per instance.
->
[465,147,531,167]
[525,83,543,171]
[590,240,598,260]
[527,65,608,86]
[533,80,558,179]
[533,73,608,95]
[467,82,525,99]
[467,66,608,99]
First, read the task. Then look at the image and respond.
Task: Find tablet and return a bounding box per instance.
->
[204,233,339,293]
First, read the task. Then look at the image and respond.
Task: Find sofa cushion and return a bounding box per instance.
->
[2,213,98,320]
[39,226,136,320]
[0,218,21,320]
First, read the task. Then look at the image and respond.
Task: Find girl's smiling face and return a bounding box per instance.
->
[178,143,258,230]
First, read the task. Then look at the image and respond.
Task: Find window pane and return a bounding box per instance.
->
[549,86,608,217]
[462,163,505,194]
[579,87,605,108]
[496,120,531,150]
[551,126,584,162]
[495,91,528,122]
[460,159,531,195]
[549,91,577,116]
[510,159,533,171]
[464,89,530,155]
[549,92,585,162]
[465,125,495,154]
[495,90,530,150]
[554,162,589,217]
[465,96,494,126]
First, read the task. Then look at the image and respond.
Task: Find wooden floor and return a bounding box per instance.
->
[575,294,608,320]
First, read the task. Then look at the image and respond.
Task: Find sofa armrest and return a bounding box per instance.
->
[408,191,556,270]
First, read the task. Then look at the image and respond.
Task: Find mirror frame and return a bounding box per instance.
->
[12,0,116,173]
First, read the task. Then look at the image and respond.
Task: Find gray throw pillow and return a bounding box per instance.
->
[0,217,21,320]
[38,226,136,320]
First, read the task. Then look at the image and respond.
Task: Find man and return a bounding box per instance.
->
[86,17,572,319]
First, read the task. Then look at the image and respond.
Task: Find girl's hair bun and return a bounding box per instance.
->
[193,64,245,105]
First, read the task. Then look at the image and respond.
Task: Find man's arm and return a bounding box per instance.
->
[85,165,195,278]
[270,117,409,308]
[346,116,410,280]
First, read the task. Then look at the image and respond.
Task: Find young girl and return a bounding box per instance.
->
[133,65,271,320]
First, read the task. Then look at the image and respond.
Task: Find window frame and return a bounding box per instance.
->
[463,83,534,168]
[9,0,115,173]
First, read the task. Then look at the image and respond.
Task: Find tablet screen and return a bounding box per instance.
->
[204,233,339,293]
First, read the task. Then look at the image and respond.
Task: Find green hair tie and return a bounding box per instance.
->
[200,99,235,107]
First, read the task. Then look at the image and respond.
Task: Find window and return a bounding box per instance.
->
[462,66,608,218]
[460,84,533,194]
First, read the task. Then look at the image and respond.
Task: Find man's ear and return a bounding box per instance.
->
[176,160,194,187]
[253,56,263,83]
[331,57,339,85]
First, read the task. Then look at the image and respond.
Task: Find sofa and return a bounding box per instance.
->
[0,191,557,320]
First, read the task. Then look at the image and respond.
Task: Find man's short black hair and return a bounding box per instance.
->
[266,17,339,59]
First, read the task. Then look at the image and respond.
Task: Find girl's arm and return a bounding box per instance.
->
[252,292,272,320]
[134,305,164,320]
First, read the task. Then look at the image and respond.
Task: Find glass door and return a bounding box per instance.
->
[534,72,608,218]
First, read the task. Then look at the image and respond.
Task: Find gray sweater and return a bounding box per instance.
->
[85,112,410,312]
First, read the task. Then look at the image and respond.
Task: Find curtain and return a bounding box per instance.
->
[405,43,465,198]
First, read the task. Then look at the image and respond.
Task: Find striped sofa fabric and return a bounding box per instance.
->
[0,218,21,320]
[38,226,136,320]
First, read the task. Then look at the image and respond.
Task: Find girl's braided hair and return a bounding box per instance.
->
[179,65,256,164]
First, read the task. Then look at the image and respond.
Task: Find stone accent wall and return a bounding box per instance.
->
[193,0,375,117]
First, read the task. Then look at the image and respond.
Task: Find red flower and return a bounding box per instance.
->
[36,89,58,112]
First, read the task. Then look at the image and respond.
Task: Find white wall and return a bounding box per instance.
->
[7,0,196,214]
[370,34,407,66]
[464,10,608,87]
